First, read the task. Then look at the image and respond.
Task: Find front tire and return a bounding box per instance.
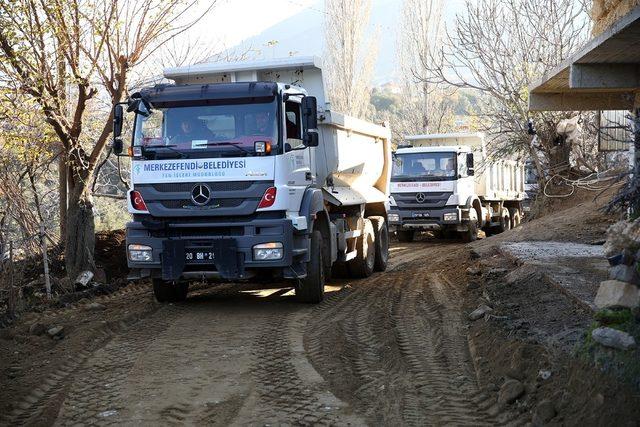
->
[152,279,188,303]
[461,210,479,243]
[296,230,325,303]
[369,216,389,272]
[349,219,375,278]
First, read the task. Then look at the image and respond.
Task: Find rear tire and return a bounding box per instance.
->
[369,216,389,272]
[296,230,325,303]
[152,279,189,303]
[509,208,521,228]
[397,229,415,243]
[349,219,375,278]
[496,207,511,233]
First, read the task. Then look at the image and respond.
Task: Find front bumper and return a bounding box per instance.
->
[126,215,308,281]
[388,206,466,231]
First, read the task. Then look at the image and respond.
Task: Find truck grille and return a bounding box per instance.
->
[160,198,246,209]
[393,191,452,209]
[151,182,253,193]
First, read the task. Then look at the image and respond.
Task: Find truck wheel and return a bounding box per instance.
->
[397,229,415,242]
[509,208,521,228]
[152,279,189,303]
[461,211,479,243]
[369,216,389,272]
[296,230,325,303]
[349,219,375,278]
[496,207,511,233]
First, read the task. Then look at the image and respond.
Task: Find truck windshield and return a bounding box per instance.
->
[133,101,278,158]
[391,152,457,181]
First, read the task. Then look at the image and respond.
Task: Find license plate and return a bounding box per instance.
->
[412,213,430,218]
[185,250,215,262]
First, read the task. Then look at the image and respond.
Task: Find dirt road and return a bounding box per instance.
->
[3,241,520,425]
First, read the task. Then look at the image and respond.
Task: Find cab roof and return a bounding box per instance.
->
[139,82,278,107]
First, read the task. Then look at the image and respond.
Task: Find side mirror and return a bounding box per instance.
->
[113,138,124,155]
[112,104,124,155]
[302,96,318,130]
[467,152,475,176]
[113,104,123,138]
[304,131,319,147]
[302,96,319,147]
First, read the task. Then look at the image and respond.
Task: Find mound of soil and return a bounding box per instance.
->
[94,229,127,281]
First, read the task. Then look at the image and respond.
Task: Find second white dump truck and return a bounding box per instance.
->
[388,133,525,242]
[112,57,391,303]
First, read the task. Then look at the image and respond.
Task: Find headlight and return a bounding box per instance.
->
[388,213,400,222]
[443,212,458,222]
[128,244,153,262]
[253,242,283,260]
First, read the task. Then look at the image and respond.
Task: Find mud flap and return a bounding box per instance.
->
[162,240,186,281]
[212,239,245,279]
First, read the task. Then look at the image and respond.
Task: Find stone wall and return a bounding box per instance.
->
[591,0,640,35]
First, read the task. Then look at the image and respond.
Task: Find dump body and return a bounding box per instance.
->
[388,133,525,242]
[123,57,391,302]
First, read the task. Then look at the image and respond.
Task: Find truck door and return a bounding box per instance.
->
[277,97,313,211]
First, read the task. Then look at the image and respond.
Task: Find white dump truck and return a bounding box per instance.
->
[388,133,525,242]
[111,57,391,303]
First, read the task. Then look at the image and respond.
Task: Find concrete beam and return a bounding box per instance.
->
[570,63,640,89]
[529,91,636,111]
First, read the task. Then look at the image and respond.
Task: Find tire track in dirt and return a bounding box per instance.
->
[54,304,183,425]
[304,242,516,425]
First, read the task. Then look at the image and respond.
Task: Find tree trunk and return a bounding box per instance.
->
[632,108,640,217]
[65,182,96,281]
[59,153,67,241]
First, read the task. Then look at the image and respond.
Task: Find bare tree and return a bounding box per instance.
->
[397,0,444,135]
[324,0,378,119]
[423,0,591,181]
[0,0,216,279]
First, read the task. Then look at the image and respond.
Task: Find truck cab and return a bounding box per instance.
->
[387,133,525,242]
[388,144,477,241]
[114,57,392,303]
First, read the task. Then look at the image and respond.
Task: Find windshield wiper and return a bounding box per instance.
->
[141,144,187,159]
[193,141,252,155]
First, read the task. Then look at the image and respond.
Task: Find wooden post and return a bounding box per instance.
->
[40,224,52,300]
[7,241,15,318]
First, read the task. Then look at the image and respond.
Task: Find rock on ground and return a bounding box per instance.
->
[591,327,636,350]
[594,280,640,309]
[498,379,525,404]
[604,219,640,257]
[85,302,106,311]
[74,271,94,287]
[469,304,493,321]
[46,326,64,339]
[29,322,47,336]
[609,264,640,285]
[533,399,556,424]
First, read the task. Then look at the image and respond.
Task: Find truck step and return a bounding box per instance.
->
[344,230,362,239]
[338,250,358,262]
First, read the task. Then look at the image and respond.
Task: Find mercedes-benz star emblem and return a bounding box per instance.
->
[191,184,212,206]
[415,193,427,203]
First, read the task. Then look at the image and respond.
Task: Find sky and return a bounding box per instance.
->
[186,0,467,59]
[173,0,471,84]
[187,0,318,50]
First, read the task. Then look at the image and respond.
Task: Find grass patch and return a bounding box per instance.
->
[574,310,640,391]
